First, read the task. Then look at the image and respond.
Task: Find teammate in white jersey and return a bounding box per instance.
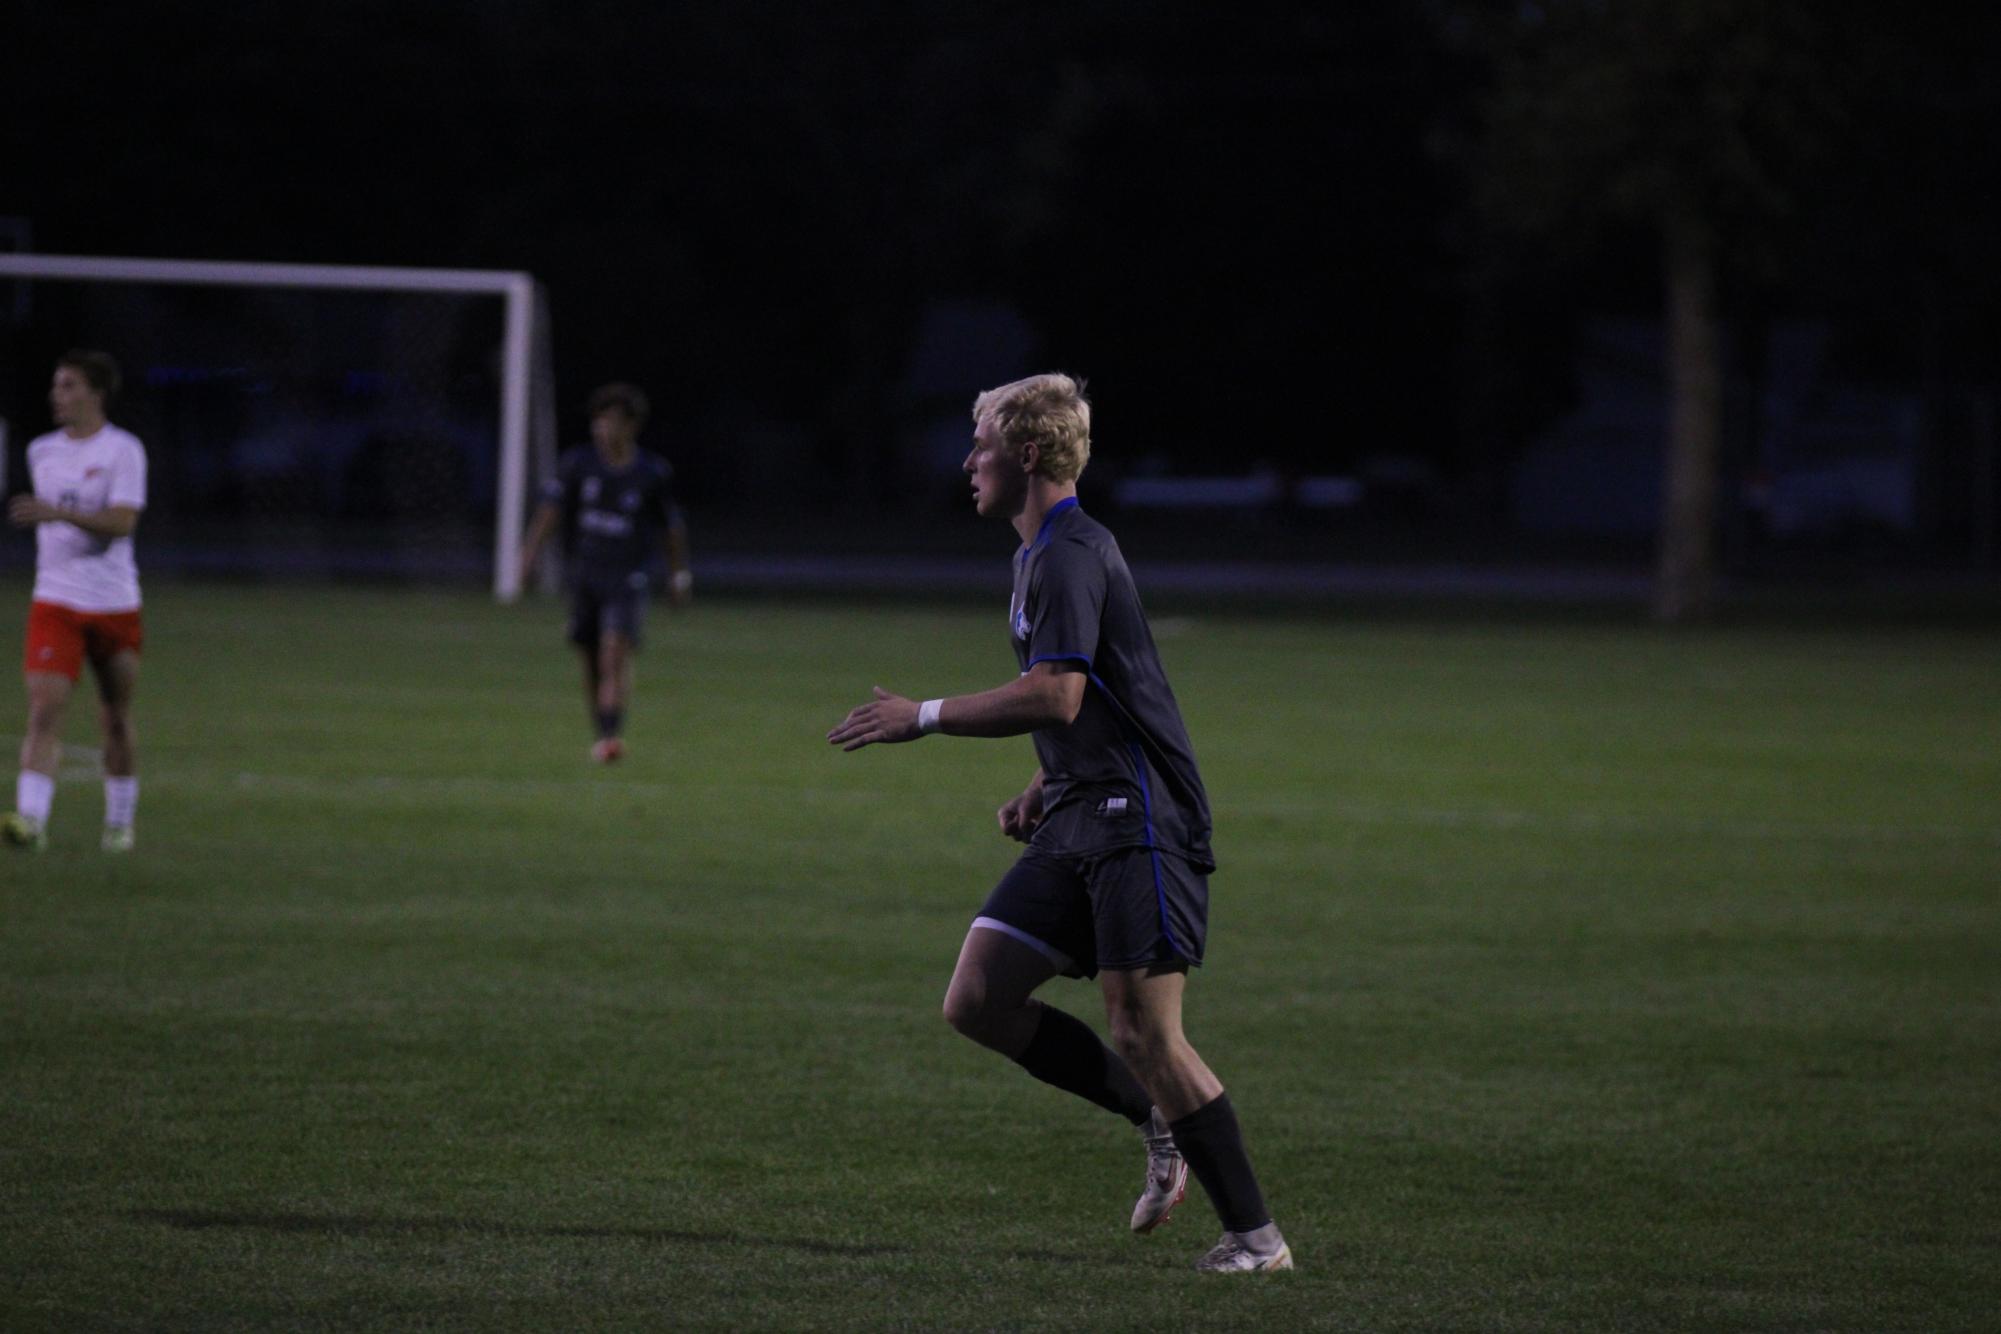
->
[3,351,148,853]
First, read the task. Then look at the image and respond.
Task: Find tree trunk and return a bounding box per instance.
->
[1653,202,1723,622]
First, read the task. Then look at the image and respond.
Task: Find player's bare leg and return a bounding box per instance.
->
[942,925,1061,1057]
[1100,964,1220,1117]
[596,631,632,714]
[945,927,1182,1229]
[578,644,601,730]
[1101,964,1291,1272]
[590,632,632,762]
[577,644,619,763]
[5,670,72,850]
[94,650,139,851]
[20,670,71,774]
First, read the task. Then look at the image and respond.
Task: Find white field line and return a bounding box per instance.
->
[81,766,1995,850]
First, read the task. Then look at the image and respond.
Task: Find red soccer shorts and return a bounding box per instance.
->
[22,601,145,681]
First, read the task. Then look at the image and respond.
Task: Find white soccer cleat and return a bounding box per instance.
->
[1131,1108,1189,1234]
[3,812,48,852]
[1194,1229,1294,1274]
[101,825,135,853]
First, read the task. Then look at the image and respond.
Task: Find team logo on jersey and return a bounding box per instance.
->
[1013,606,1031,640]
[1094,797,1129,816]
[83,467,104,479]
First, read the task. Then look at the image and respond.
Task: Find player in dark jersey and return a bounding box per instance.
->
[519,383,690,763]
[827,373,1291,1274]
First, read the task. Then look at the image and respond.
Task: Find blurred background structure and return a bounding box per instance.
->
[3,1,1997,619]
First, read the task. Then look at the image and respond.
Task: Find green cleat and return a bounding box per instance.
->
[2,812,48,852]
[101,825,135,854]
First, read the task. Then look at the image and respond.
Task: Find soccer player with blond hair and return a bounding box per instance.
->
[4,350,148,853]
[828,372,1292,1273]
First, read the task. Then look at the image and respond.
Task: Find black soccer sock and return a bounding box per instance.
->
[1010,1003,1155,1126]
[1170,1092,1271,1234]
[595,708,623,739]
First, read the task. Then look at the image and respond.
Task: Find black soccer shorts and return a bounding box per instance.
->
[974,842,1209,979]
[566,569,649,649]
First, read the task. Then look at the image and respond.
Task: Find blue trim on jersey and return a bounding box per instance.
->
[1128,740,1189,961]
[1024,496,1080,554]
[1026,652,1092,670]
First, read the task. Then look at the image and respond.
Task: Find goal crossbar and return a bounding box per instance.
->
[0,253,543,600]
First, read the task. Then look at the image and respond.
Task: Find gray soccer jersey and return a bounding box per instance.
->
[543,446,677,581]
[1008,499,1214,870]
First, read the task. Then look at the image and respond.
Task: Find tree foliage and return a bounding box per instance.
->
[1445,0,1858,618]
[1457,0,1850,260]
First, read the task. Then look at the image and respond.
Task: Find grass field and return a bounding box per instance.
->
[2,577,1997,1331]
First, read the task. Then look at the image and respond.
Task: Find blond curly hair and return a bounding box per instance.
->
[972,373,1091,484]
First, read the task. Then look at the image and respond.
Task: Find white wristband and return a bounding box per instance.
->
[917,698,944,735]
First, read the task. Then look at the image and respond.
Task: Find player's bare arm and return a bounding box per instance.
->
[827,661,1085,752]
[517,500,560,583]
[8,497,140,538]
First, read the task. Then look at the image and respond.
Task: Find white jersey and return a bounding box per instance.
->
[26,423,148,613]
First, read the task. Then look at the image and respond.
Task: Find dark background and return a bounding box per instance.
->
[4,1,1999,587]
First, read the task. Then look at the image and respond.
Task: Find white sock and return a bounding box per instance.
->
[17,770,55,827]
[104,776,139,830]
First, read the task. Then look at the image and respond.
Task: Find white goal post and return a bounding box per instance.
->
[0,252,552,601]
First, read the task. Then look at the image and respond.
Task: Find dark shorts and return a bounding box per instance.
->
[566,569,649,649]
[974,844,1209,980]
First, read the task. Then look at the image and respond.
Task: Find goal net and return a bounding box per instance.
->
[0,255,556,600]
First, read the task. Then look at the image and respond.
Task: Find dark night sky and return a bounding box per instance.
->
[6,2,2000,537]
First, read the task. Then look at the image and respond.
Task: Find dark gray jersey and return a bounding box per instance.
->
[1009,499,1214,870]
[543,445,677,579]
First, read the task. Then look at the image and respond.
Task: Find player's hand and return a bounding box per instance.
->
[7,495,56,527]
[997,784,1045,841]
[827,686,923,751]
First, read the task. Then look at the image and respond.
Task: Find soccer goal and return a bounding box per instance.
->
[0,253,556,601]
